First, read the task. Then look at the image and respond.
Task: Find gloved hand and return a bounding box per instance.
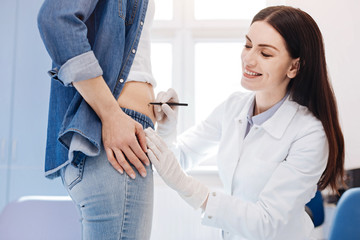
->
[145,128,209,209]
[154,88,179,145]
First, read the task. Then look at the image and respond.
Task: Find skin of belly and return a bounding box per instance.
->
[117,81,157,124]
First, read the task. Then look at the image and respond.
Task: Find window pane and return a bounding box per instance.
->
[194,42,249,123]
[151,42,172,94]
[195,0,266,20]
[154,0,173,20]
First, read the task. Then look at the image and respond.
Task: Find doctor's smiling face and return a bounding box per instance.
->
[241,21,299,98]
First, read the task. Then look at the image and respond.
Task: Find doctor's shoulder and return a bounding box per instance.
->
[291,103,326,140]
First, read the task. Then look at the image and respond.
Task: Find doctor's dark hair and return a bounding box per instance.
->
[252,6,344,192]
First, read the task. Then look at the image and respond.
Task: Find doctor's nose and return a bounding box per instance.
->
[241,49,257,67]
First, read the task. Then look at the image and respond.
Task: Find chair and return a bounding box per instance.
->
[0,196,81,240]
[305,190,325,227]
[328,187,360,240]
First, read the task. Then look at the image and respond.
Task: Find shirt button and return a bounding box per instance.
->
[254,127,259,130]
[208,216,212,219]
[212,192,216,197]
[119,79,124,83]
[238,119,242,124]
[132,49,136,54]
[140,21,144,26]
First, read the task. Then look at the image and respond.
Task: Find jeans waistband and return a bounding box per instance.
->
[121,107,154,129]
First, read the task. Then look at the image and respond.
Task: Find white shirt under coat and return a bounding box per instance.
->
[177,91,328,240]
[127,0,156,87]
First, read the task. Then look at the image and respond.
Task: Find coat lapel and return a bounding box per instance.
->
[262,97,299,139]
[225,95,299,194]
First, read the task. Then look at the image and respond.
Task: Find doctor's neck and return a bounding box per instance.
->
[254,91,287,116]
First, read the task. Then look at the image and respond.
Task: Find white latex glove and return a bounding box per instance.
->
[154,88,179,144]
[145,128,209,209]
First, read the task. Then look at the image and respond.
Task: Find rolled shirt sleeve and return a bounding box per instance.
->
[57,51,103,86]
[38,0,103,86]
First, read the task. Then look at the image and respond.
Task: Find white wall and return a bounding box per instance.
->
[285,0,360,170]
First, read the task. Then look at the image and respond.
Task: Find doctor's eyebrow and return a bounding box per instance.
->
[245,35,280,52]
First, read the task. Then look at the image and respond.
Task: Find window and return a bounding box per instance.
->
[151,0,278,165]
[195,0,266,20]
[151,42,172,92]
[194,42,245,123]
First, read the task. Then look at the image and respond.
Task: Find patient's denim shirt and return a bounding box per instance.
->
[37,0,149,178]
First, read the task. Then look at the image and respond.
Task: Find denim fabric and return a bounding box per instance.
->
[60,109,154,240]
[37,0,149,178]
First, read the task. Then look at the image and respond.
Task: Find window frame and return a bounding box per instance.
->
[151,0,285,166]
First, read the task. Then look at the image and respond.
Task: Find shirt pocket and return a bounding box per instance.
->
[118,0,139,25]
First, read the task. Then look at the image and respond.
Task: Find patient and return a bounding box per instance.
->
[38,0,157,239]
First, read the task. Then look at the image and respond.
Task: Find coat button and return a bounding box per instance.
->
[119,79,124,83]
[132,49,136,54]
[140,21,144,26]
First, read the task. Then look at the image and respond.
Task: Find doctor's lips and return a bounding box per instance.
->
[244,68,262,77]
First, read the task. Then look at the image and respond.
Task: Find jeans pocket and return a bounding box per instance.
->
[63,158,86,190]
[118,0,139,25]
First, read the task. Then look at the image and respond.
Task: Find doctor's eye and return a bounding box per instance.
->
[261,52,272,58]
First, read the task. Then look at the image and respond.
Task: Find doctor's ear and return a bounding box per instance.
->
[287,58,300,79]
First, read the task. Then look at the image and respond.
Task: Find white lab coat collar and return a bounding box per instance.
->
[262,96,299,139]
[234,94,299,140]
[234,93,255,127]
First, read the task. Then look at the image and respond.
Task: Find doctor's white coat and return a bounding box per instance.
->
[177,92,328,240]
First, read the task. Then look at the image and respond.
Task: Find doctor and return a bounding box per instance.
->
[145,6,345,240]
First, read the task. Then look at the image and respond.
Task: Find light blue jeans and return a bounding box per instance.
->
[60,108,154,240]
